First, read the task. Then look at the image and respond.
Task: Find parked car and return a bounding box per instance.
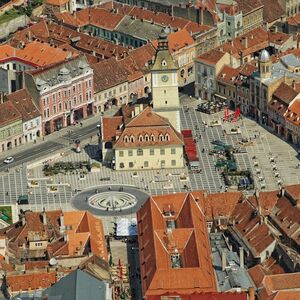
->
[4,157,14,164]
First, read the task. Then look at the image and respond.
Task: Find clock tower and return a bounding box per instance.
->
[151,29,181,131]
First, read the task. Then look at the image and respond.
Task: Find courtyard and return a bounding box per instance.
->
[0,100,298,231]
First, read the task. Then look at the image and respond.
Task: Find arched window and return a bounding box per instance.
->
[130,135,135,143]
[124,135,129,143]
[161,59,167,67]
[138,135,143,142]
[151,134,155,142]
[165,134,170,141]
[145,134,149,142]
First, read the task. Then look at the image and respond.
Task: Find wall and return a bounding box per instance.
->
[115,145,184,170]
[0,119,23,153]
[0,14,29,40]
[94,81,128,113]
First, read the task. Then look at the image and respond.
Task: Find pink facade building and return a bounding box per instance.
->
[24,56,94,135]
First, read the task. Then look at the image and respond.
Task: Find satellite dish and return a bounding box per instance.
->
[49,258,57,266]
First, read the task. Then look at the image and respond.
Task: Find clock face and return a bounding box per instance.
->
[161,75,169,82]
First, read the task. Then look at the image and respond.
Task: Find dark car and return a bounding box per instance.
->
[211,140,226,146]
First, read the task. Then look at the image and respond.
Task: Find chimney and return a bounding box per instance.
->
[63,234,69,242]
[292,80,296,89]
[239,247,244,268]
[281,188,285,197]
[139,103,143,113]
[134,105,139,116]
[249,287,255,300]
[42,208,47,225]
[241,37,248,48]
[131,110,135,118]
[21,214,26,226]
[222,251,227,271]
[60,213,65,233]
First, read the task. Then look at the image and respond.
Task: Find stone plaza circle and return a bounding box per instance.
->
[71,185,150,216]
[88,191,137,211]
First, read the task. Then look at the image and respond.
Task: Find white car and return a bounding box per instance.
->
[4,157,14,164]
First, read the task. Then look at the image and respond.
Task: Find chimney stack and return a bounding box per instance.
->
[222,251,227,271]
[21,214,26,226]
[241,36,248,48]
[249,287,255,300]
[63,234,69,242]
[292,80,296,90]
[60,213,65,233]
[42,208,47,225]
[239,247,244,268]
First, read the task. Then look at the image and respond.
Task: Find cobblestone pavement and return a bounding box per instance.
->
[0,101,299,232]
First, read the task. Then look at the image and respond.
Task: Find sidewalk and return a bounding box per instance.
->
[0,108,118,160]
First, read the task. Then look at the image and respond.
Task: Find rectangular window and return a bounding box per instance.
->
[53,106,56,114]
[160,149,165,155]
[129,162,134,168]
[119,86,122,93]
[150,149,154,155]
[144,161,149,168]
[171,148,176,154]
[137,149,143,156]
[171,160,176,166]
[73,86,76,93]
[119,150,124,157]
[119,162,124,169]
[128,150,133,156]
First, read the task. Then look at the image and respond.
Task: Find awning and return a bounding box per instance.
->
[214,93,227,100]
[116,218,137,236]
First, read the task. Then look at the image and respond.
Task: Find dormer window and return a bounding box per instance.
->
[165,134,170,141]
[138,135,143,142]
[151,134,155,142]
[130,135,135,143]
[161,59,167,67]
[159,134,164,141]
[171,252,182,269]
[124,136,129,143]
[145,134,149,142]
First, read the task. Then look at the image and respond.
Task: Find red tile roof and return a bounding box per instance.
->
[285,184,300,202]
[7,272,57,292]
[231,199,276,257]
[91,57,128,92]
[76,8,124,30]
[235,0,263,14]
[0,41,77,67]
[285,99,300,127]
[196,49,226,65]
[6,88,41,122]
[147,292,247,300]
[46,0,68,6]
[138,192,217,297]
[262,0,284,23]
[0,101,22,127]
[204,191,243,220]
[152,29,195,53]
[273,83,298,104]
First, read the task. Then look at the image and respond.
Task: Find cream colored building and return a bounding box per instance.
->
[151,29,181,132]
[101,106,184,171]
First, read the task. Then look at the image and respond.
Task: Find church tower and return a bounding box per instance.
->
[151,29,181,131]
[259,49,271,80]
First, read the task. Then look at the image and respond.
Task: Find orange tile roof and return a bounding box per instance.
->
[287,12,300,26]
[231,199,276,257]
[113,106,184,148]
[270,195,300,246]
[204,191,243,220]
[137,192,217,297]
[102,116,123,142]
[46,0,69,6]
[263,273,300,294]
[262,0,284,23]
[7,272,57,292]
[235,0,263,14]
[152,29,194,53]
[0,41,77,67]
[215,27,273,59]
[217,65,241,84]
[91,57,128,92]
[76,8,124,30]
[285,184,300,202]
[285,99,300,127]
[0,101,22,127]
[196,48,226,65]
[64,211,107,260]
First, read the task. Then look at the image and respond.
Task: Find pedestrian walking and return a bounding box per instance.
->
[80,122,83,127]
[90,135,93,141]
